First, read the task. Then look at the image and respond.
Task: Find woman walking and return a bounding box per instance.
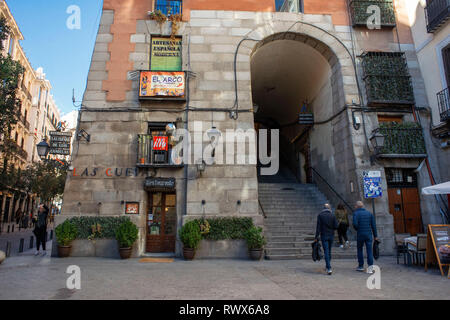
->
[335,204,350,249]
[33,204,49,256]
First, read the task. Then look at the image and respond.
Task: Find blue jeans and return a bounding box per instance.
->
[357,237,373,267]
[321,239,333,270]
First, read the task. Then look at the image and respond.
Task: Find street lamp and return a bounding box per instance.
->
[36,139,50,160]
[369,130,385,165]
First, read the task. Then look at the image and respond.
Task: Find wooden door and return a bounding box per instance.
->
[388,188,405,234]
[146,192,177,253]
[388,187,423,235]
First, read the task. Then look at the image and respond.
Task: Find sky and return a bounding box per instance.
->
[7,0,103,116]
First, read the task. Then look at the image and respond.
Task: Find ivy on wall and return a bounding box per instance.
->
[362,52,415,105]
[192,217,254,241]
[65,216,130,239]
[349,0,396,27]
[379,122,426,155]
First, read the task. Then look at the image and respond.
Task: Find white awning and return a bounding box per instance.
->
[422,181,450,195]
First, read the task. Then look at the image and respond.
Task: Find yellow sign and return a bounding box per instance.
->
[139,71,185,98]
[151,37,182,71]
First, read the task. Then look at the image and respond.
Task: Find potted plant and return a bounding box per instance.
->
[55,220,78,258]
[179,221,202,260]
[244,226,266,261]
[115,220,138,259]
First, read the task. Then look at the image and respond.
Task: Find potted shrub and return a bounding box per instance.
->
[179,221,202,260]
[115,220,138,259]
[55,220,78,258]
[245,226,266,261]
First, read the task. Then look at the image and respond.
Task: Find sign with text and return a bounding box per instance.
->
[49,131,72,155]
[144,177,176,192]
[139,71,185,99]
[151,37,182,71]
[363,171,382,199]
[425,225,450,278]
[153,136,169,151]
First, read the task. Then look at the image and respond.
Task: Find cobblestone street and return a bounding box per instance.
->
[1,246,448,300]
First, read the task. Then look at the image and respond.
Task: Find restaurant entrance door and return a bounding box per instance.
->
[146,192,176,253]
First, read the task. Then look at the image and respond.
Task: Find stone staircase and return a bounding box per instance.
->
[259,179,357,260]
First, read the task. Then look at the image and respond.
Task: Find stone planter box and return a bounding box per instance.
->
[69,239,120,259]
[195,240,248,259]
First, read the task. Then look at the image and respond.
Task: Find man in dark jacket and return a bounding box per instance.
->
[315,203,338,275]
[353,201,379,273]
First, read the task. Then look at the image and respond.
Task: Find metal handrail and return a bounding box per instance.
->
[437,87,450,122]
[309,166,353,212]
[258,198,267,219]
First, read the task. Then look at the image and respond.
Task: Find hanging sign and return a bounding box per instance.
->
[151,37,182,71]
[363,171,382,199]
[153,136,169,151]
[139,71,185,99]
[49,131,72,155]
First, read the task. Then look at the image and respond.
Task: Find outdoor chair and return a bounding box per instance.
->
[415,234,427,266]
[394,233,411,264]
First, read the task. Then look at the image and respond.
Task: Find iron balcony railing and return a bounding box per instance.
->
[155,0,182,16]
[374,123,427,157]
[361,52,415,106]
[437,87,450,122]
[19,115,30,131]
[349,0,396,28]
[21,83,33,102]
[425,0,450,33]
[137,134,182,167]
[13,143,28,160]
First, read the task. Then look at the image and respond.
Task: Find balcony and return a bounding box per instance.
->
[361,52,415,106]
[21,83,33,102]
[425,0,450,33]
[349,0,396,28]
[137,134,183,168]
[155,0,182,16]
[373,123,427,158]
[437,87,450,122]
[19,115,30,131]
[13,143,28,160]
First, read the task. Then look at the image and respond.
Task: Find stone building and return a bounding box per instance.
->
[58,0,449,258]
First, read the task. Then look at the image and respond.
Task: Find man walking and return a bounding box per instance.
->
[315,203,338,275]
[353,201,379,274]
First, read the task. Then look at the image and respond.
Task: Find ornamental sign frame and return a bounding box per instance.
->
[49,131,72,156]
[139,71,186,101]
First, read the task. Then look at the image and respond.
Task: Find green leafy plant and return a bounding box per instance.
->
[378,122,426,154]
[88,223,102,241]
[350,0,396,27]
[244,226,266,250]
[199,218,210,236]
[200,217,253,240]
[179,221,202,249]
[115,220,139,248]
[55,220,78,246]
[67,217,130,239]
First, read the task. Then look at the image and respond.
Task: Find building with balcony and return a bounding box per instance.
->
[59,0,448,258]
[406,0,450,216]
[0,0,63,233]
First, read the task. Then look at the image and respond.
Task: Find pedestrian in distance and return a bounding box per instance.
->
[314,203,339,275]
[353,201,379,274]
[335,204,350,249]
[33,204,49,256]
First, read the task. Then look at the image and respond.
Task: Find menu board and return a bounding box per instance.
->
[425,225,450,278]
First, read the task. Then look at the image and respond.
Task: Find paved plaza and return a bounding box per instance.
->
[0,244,448,300]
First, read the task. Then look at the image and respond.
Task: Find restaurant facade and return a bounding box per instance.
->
[56,0,449,258]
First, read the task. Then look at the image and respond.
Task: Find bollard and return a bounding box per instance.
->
[11,224,14,233]
[50,230,53,240]
[29,236,34,249]
[19,238,24,253]
[6,241,11,257]
[7,225,10,233]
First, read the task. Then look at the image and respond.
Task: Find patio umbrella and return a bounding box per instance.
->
[422,181,450,195]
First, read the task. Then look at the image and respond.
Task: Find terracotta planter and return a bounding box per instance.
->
[249,248,263,261]
[183,247,196,260]
[58,245,72,258]
[119,247,132,259]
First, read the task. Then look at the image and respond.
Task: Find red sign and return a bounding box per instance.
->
[153,136,168,151]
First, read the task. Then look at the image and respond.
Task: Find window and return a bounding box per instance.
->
[155,0,182,16]
[443,44,450,88]
[8,37,14,56]
[377,115,403,125]
[276,0,303,13]
[21,138,24,148]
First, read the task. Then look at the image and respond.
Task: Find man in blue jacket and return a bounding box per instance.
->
[353,201,379,273]
[315,203,339,275]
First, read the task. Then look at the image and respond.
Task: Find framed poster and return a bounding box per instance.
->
[125,202,139,214]
[139,71,186,99]
[363,171,383,199]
